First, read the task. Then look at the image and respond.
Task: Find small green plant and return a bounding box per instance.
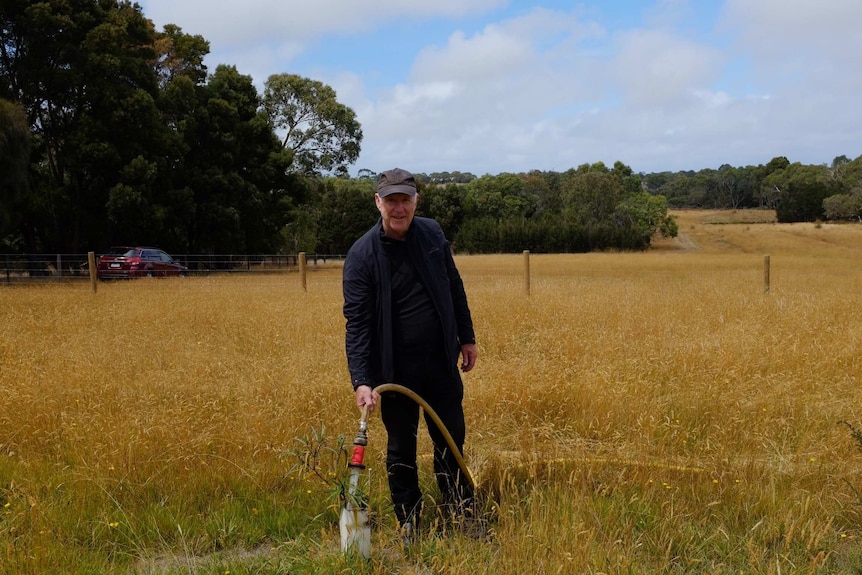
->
[285,424,367,511]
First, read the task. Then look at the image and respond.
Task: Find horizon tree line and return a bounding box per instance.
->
[2,1,860,257]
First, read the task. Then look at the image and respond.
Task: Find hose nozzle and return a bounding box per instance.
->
[348,405,370,468]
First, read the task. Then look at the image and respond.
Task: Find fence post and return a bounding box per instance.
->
[523,250,531,296]
[299,252,307,292]
[88,252,97,293]
[763,255,770,293]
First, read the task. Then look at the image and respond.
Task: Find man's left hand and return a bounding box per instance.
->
[460,343,478,372]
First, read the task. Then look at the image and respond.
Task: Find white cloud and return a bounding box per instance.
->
[611,29,726,108]
[138,0,862,174]
[723,0,862,72]
[354,6,735,173]
[142,0,508,45]
[350,8,601,173]
[414,27,533,83]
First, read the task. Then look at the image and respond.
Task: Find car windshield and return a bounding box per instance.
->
[106,248,137,257]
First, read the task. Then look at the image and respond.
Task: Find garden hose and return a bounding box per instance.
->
[373,383,476,492]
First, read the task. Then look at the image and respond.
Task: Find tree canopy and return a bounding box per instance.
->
[435,163,677,253]
[0,1,357,254]
[0,99,29,243]
[262,74,362,178]
[1,0,859,258]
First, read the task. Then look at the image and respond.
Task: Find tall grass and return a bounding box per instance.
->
[2,210,861,573]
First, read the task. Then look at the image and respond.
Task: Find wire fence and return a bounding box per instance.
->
[0,253,346,285]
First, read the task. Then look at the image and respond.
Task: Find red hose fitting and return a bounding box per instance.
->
[349,445,365,467]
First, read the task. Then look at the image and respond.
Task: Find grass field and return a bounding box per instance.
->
[2,210,862,574]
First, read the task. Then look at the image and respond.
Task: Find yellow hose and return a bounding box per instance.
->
[373,383,476,491]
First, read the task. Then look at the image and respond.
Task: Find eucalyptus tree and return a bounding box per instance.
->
[558,161,675,249]
[764,162,842,222]
[823,190,862,221]
[834,154,862,191]
[314,177,377,254]
[560,167,623,225]
[153,24,209,87]
[463,173,538,221]
[1,0,165,252]
[0,99,28,244]
[529,169,566,215]
[754,156,791,209]
[102,22,211,251]
[170,64,293,254]
[262,74,362,177]
[420,181,467,241]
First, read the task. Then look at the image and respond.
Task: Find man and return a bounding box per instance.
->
[342,168,478,540]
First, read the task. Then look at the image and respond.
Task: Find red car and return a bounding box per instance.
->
[97,247,187,279]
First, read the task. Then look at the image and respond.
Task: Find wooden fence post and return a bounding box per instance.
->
[523,250,531,296]
[87,252,97,293]
[299,252,307,292]
[763,255,770,293]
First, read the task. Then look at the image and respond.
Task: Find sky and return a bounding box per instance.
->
[136,0,862,176]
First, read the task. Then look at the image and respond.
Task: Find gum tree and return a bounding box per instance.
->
[1,0,164,252]
[262,74,362,177]
[0,99,28,244]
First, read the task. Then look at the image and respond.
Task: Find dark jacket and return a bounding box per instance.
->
[343,217,475,390]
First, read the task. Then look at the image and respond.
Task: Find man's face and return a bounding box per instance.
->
[375,192,417,240]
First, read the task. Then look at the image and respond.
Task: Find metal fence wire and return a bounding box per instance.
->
[1,253,345,284]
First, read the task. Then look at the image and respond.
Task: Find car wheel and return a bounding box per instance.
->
[145,271,154,278]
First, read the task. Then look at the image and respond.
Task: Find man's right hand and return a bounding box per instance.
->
[355,384,379,411]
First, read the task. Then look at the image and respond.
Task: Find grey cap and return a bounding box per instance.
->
[377,168,417,197]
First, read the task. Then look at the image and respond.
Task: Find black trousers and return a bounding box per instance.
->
[380,346,473,526]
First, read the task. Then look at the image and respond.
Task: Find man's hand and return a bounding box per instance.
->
[355,384,379,411]
[460,343,478,372]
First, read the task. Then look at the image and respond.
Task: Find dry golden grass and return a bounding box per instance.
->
[2,209,862,573]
